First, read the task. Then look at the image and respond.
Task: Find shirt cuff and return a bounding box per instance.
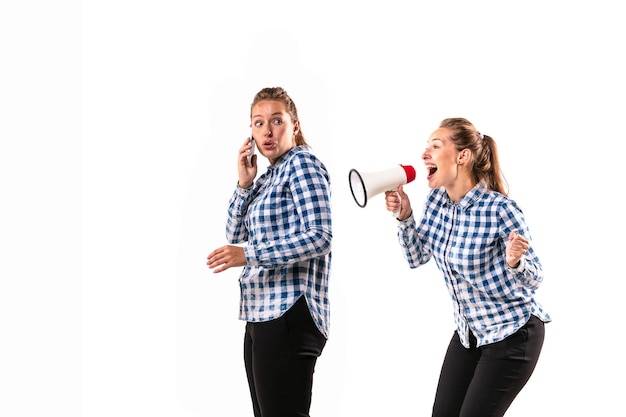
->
[243,245,256,266]
[236,182,254,192]
[397,212,415,227]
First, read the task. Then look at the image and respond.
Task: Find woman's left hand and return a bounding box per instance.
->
[506,231,529,268]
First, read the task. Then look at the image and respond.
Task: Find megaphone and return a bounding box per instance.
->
[348,164,416,216]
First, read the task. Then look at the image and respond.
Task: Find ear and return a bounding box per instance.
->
[293,120,300,135]
[457,149,470,164]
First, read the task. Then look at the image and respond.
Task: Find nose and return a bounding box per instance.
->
[422,149,430,160]
[266,127,272,137]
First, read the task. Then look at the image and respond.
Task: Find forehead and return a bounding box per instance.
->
[252,100,288,117]
[427,127,453,143]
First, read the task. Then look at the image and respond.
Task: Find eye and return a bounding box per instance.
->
[271,118,283,125]
[253,121,263,127]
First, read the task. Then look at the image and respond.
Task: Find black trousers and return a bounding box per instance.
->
[243,296,327,417]
[432,315,545,417]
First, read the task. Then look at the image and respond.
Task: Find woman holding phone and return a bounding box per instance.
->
[207,86,332,417]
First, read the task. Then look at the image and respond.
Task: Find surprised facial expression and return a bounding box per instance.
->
[250,100,299,165]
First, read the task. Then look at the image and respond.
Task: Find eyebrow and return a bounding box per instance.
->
[252,112,284,119]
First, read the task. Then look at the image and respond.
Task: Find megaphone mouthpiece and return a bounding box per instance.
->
[401,164,416,184]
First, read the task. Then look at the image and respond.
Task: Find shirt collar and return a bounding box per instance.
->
[268,145,310,170]
[442,181,488,210]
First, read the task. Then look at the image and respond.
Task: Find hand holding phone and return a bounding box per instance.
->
[247,137,256,167]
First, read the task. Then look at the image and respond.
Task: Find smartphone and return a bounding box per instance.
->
[247,137,256,167]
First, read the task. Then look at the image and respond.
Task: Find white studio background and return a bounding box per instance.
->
[1,1,624,416]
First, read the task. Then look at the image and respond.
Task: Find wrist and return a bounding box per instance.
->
[396,210,412,222]
[508,257,523,269]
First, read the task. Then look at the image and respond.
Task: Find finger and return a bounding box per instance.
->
[209,258,227,271]
[385,196,400,209]
[510,244,525,255]
[207,251,226,268]
[213,254,233,272]
[511,231,528,244]
[387,203,399,212]
[207,247,223,261]
[385,193,399,204]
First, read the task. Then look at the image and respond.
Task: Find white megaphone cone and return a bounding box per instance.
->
[348,164,416,217]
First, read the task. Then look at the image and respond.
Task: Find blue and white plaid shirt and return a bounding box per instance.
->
[397,182,551,348]
[225,146,332,338]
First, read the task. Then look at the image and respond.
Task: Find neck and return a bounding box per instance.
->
[446,178,476,202]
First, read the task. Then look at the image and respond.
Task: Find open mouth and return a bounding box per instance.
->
[426,165,437,178]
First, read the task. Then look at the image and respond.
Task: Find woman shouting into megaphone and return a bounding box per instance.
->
[385,118,551,417]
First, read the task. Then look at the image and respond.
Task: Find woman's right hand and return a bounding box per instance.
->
[237,137,257,189]
[207,244,247,273]
[385,185,412,220]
